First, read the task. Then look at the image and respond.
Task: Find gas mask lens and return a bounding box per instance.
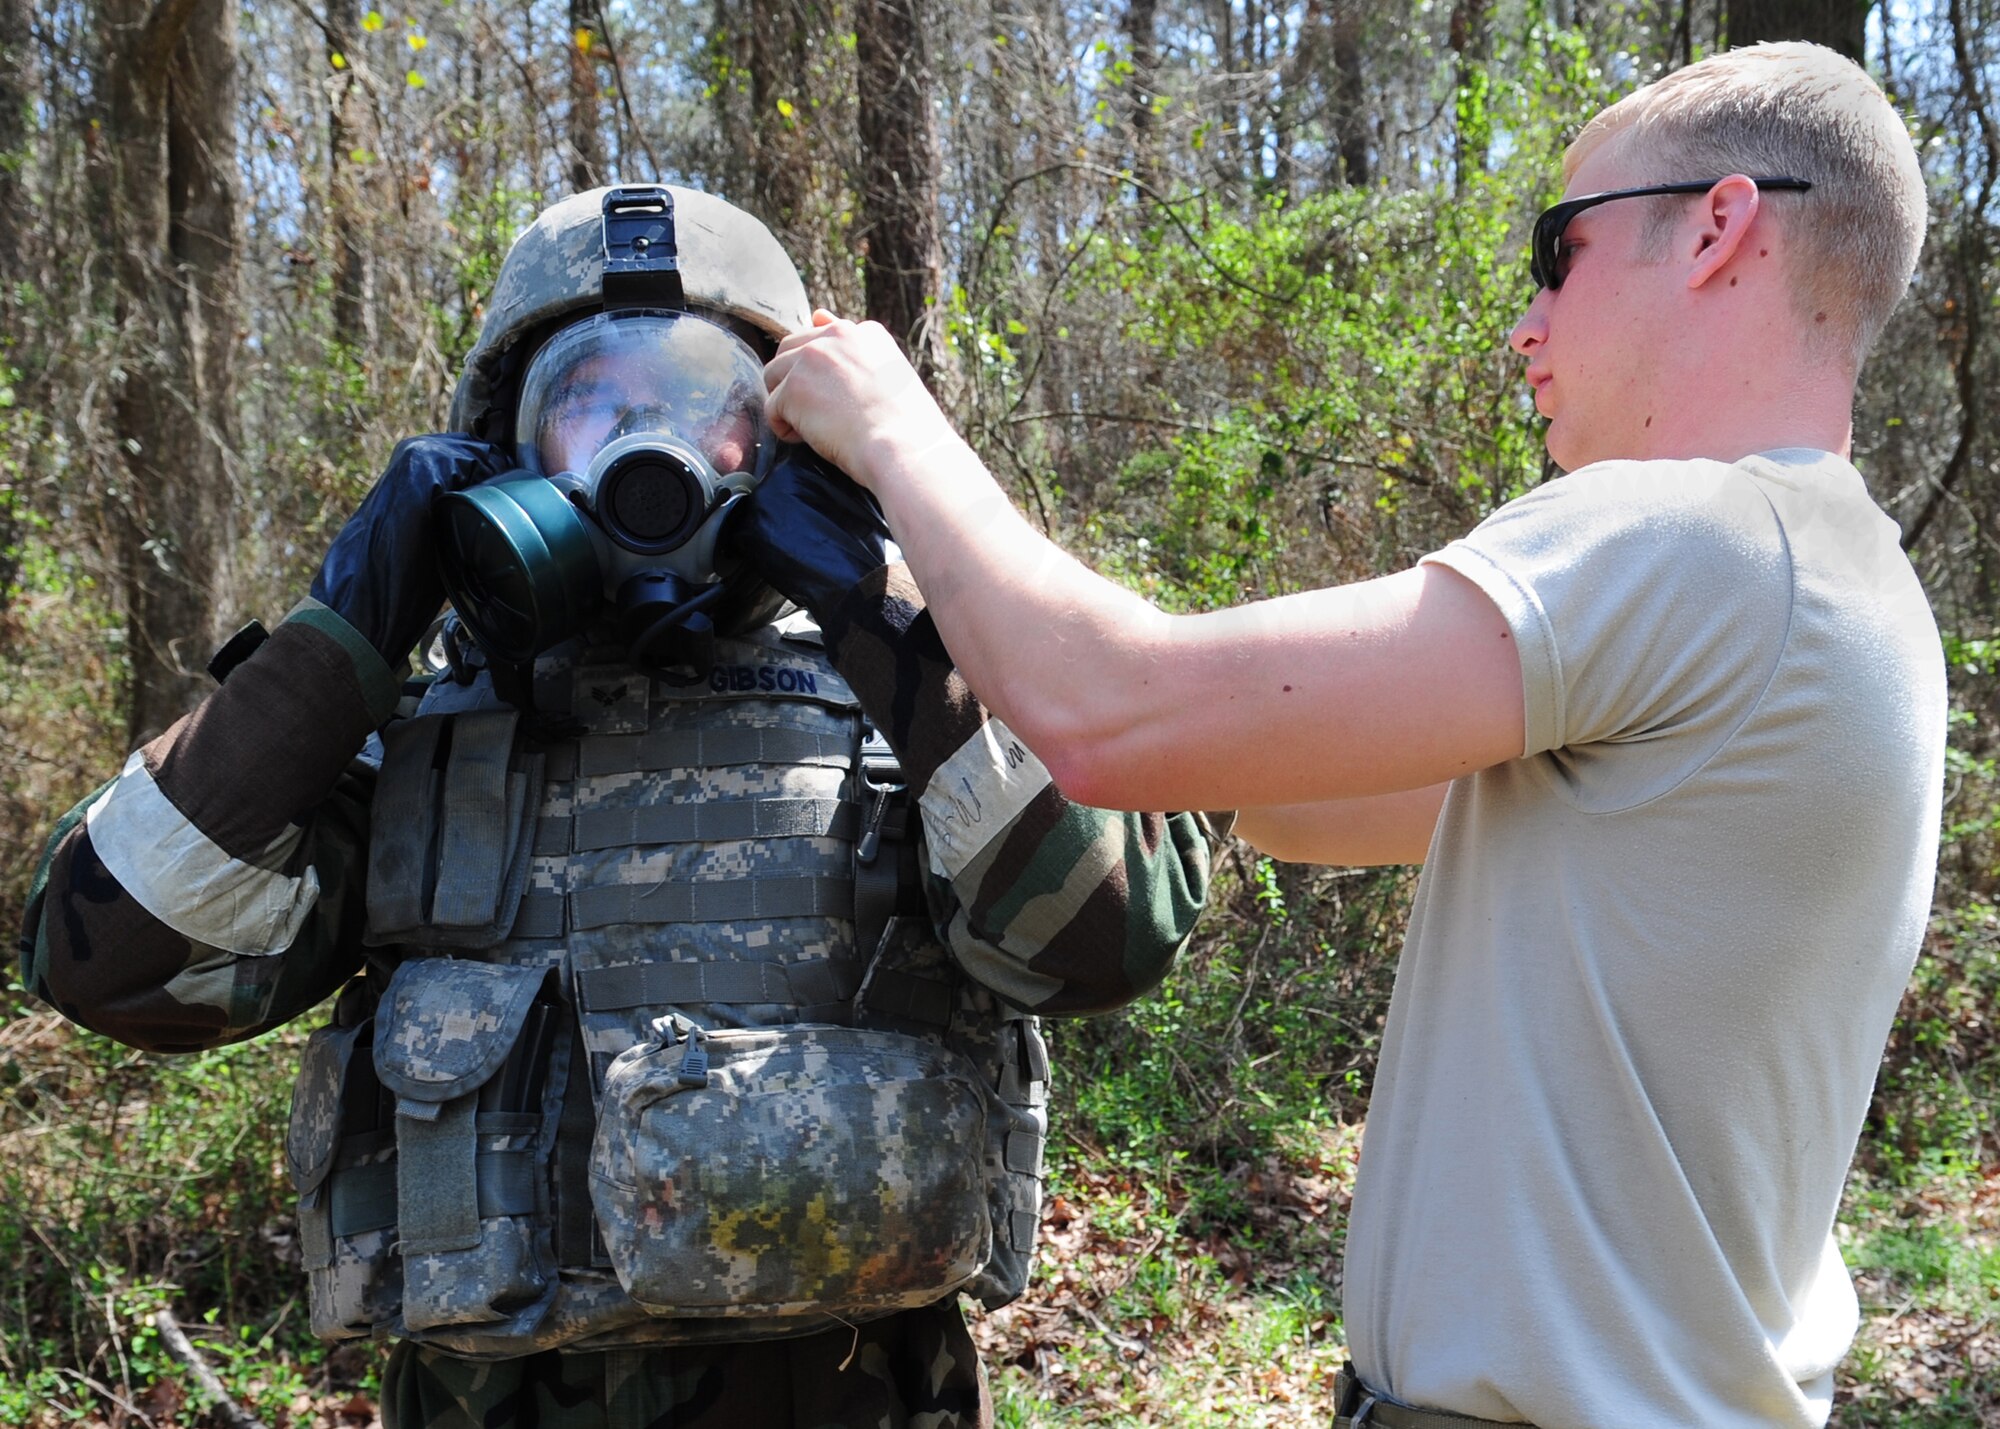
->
[516,310,772,481]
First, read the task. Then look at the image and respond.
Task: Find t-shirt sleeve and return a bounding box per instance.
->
[1421,461,1792,801]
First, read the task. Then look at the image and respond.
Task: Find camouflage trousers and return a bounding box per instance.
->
[381,1299,993,1429]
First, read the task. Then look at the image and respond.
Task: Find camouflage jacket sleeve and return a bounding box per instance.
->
[818,562,1222,1017]
[17,601,397,1052]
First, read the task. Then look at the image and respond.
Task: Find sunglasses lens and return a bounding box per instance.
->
[1532,211,1560,290]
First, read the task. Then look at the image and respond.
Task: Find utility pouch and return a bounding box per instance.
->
[372,958,558,1333]
[365,710,545,948]
[288,1018,402,1340]
[590,1019,991,1321]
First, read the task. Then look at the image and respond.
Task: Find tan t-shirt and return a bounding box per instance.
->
[1344,450,1945,1428]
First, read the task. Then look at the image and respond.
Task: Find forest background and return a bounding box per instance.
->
[0,0,1996,1423]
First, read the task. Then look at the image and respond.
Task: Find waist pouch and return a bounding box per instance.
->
[589,1019,992,1321]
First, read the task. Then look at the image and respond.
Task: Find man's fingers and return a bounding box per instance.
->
[772,324,833,359]
[766,371,802,443]
[765,346,804,393]
[773,311,850,358]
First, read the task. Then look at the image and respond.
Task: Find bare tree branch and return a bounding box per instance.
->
[152,1310,270,1429]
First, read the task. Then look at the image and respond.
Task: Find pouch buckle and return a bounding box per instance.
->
[857,752,906,865]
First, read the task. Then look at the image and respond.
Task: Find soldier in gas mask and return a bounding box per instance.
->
[21,185,1221,1427]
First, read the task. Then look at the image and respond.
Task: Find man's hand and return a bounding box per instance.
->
[309,434,512,665]
[763,311,958,485]
[721,449,892,623]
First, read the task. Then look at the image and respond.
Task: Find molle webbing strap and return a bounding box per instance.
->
[578,727,852,776]
[852,842,900,963]
[851,728,916,974]
[540,743,579,782]
[395,1094,480,1254]
[998,1021,1050,1103]
[1004,1131,1042,1175]
[534,817,571,856]
[855,963,955,1028]
[329,1144,538,1239]
[510,895,567,940]
[431,711,521,928]
[298,1187,333,1267]
[367,718,445,934]
[573,957,857,1013]
[555,1024,601,1269]
[570,875,853,930]
[572,798,861,852]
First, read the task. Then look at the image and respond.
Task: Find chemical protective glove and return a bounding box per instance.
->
[309,434,512,666]
[720,448,892,623]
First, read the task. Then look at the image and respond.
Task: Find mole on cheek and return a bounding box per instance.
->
[1729,277,1738,287]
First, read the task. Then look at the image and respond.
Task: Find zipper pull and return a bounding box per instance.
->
[675,1023,709,1089]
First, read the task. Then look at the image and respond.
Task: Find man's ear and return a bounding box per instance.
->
[1687,174,1761,290]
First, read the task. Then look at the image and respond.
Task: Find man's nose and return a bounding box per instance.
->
[1508,289,1551,357]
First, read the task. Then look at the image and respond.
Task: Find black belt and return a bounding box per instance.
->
[1334,1366,1530,1429]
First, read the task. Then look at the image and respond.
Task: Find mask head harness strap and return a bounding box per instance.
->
[600,186,684,312]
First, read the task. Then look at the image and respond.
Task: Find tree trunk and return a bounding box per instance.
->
[854,0,951,389]
[0,0,32,283]
[1451,0,1490,195]
[749,0,811,238]
[327,0,374,352]
[568,0,607,192]
[0,0,33,622]
[1899,0,1994,558]
[741,0,860,309]
[1724,0,1871,61]
[1329,0,1370,187]
[94,0,242,742]
[1122,0,1160,190]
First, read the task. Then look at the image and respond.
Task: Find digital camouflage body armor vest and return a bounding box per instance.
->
[285,617,1050,1356]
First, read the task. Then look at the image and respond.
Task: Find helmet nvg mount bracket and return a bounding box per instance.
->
[601,185,685,310]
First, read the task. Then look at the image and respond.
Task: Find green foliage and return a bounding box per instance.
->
[1052,859,1410,1231]
[0,1010,352,1420]
[1849,1219,2000,1302]
[1867,894,2000,1185]
[437,182,544,370]
[0,533,124,937]
[1042,34,1613,612]
[1860,634,2000,1189]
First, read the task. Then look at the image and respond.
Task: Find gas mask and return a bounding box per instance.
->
[435,188,786,677]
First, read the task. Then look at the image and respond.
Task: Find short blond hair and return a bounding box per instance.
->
[1566,41,1926,369]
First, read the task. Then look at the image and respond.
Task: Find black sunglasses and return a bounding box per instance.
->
[1530,176,1814,290]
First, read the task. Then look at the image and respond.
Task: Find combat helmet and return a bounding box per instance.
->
[448,185,811,447]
